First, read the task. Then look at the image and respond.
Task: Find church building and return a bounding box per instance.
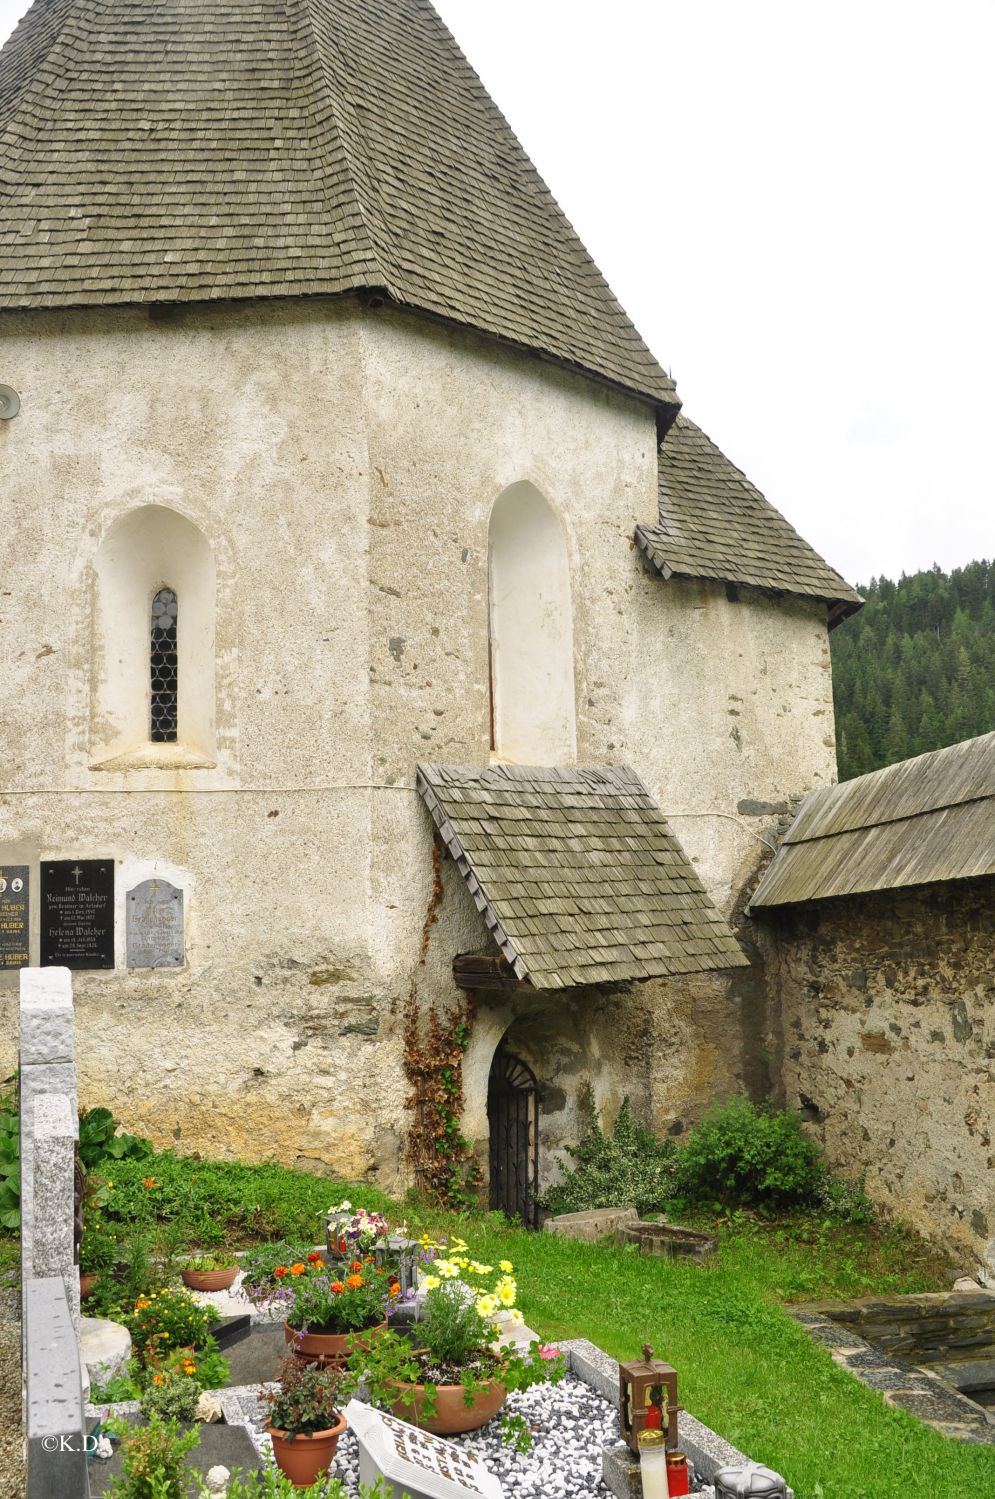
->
[0,0,860,1218]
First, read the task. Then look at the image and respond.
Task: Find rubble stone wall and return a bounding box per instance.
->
[759,878,995,1276]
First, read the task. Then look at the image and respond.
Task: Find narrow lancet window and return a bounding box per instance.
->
[150,587,178,742]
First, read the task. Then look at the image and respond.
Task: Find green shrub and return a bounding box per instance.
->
[78,1107,153,1170]
[140,1371,200,1424]
[815,1170,876,1225]
[539,1095,680,1218]
[678,1097,824,1209]
[0,1084,20,1231]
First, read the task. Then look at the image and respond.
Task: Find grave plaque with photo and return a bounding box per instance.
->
[41,860,115,969]
[126,879,184,969]
[344,1400,503,1499]
[0,866,29,969]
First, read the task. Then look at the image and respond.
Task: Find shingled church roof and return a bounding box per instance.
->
[0,0,677,410]
[416,762,747,989]
[636,415,862,624]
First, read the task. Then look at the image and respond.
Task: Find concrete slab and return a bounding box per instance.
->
[87,1421,263,1494]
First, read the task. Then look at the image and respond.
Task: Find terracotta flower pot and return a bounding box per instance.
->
[283,1317,388,1365]
[388,1376,507,1434]
[266,1412,347,1487]
[181,1266,239,1292]
[79,1272,98,1299]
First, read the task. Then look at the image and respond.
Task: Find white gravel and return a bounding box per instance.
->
[239,1374,707,1497]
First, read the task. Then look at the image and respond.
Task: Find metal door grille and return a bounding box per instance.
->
[487,1048,539,1228]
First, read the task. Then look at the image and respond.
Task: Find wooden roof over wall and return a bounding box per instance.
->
[749,731,995,908]
[417,762,747,989]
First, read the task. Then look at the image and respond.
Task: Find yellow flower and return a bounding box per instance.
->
[496,1282,516,1308]
[509,1308,524,1325]
[499,1260,513,1273]
[434,1260,459,1278]
[450,1237,469,1253]
[476,1294,497,1318]
[422,1274,440,1291]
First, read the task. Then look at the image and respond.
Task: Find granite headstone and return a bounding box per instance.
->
[126,879,184,969]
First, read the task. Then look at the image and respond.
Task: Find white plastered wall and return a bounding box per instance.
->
[0,296,839,1182]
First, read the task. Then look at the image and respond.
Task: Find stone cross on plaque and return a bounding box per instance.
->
[344,1400,503,1499]
[126,879,184,969]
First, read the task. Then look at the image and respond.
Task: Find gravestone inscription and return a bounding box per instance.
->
[0,866,29,969]
[126,879,184,969]
[41,860,114,969]
[345,1400,503,1499]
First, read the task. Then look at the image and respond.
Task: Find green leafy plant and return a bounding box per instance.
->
[678,1097,825,1209]
[90,1367,143,1403]
[540,1093,680,1217]
[0,1081,20,1230]
[181,1250,238,1272]
[218,1473,403,1499]
[262,1352,345,1437]
[105,1414,200,1499]
[78,1106,153,1169]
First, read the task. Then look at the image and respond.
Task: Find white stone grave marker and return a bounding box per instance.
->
[344,1399,503,1499]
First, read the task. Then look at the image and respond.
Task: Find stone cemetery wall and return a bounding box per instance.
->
[759,878,995,1275]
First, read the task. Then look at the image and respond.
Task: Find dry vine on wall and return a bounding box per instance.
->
[403,842,484,1210]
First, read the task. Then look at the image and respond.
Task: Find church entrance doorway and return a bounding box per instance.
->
[487,1046,539,1228]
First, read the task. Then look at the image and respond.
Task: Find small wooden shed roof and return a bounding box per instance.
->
[416,762,747,989]
[749,731,995,909]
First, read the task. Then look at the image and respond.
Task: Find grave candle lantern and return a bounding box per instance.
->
[619,1344,680,1454]
[386,1235,420,1298]
[324,1210,353,1258]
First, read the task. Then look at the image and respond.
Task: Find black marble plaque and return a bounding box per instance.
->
[0,866,29,970]
[41,860,115,970]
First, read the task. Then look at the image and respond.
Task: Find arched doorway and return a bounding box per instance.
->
[487,1047,539,1227]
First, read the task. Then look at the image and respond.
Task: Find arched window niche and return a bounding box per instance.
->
[488,482,577,765]
[90,506,216,769]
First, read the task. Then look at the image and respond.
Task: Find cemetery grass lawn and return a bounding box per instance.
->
[61,1153,995,1499]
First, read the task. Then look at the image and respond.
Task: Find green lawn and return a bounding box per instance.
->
[74,1152,995,1499]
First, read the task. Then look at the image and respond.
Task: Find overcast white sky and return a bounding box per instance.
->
[2,0,992,585]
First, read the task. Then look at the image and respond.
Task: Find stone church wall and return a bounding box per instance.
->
[758,879,995,1276]
[0,294,836,1187]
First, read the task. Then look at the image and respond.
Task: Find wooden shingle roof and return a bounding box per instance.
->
[749,732,995,909]
[0,0,678,411]
[636,415,862,623]
[416,763,747,989]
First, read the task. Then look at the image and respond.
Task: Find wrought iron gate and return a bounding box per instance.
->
[487,1048,539,1228]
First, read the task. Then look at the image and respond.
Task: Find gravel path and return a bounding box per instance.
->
[0,1287,24,1499]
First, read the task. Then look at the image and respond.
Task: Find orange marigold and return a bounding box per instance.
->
[289,1262,307,1276]
[330,1280,345,1294]
[142,1177,158,1190]
[273,1266,288,1278]
[307,1252,323,1264]
[389,1282,401,1297]
[346,1274,363,1290]
[349,1260,363,1273]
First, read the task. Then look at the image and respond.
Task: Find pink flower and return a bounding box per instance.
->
[538,1343,561,1361]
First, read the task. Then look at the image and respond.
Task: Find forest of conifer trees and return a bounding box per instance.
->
[830,560,995,781]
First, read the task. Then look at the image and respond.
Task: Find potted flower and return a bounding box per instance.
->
[283,1264,397,1365]
[262,1351,348,1488]
[180,1250,240,1293]
[344,1247,564,1436]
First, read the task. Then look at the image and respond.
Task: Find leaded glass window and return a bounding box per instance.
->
[150,587,178,741]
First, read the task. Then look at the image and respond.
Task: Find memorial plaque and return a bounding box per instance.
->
[0,866,29,969]
[345,1400,503,1499]
[41,860,115,970]
[126,879,184,969]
